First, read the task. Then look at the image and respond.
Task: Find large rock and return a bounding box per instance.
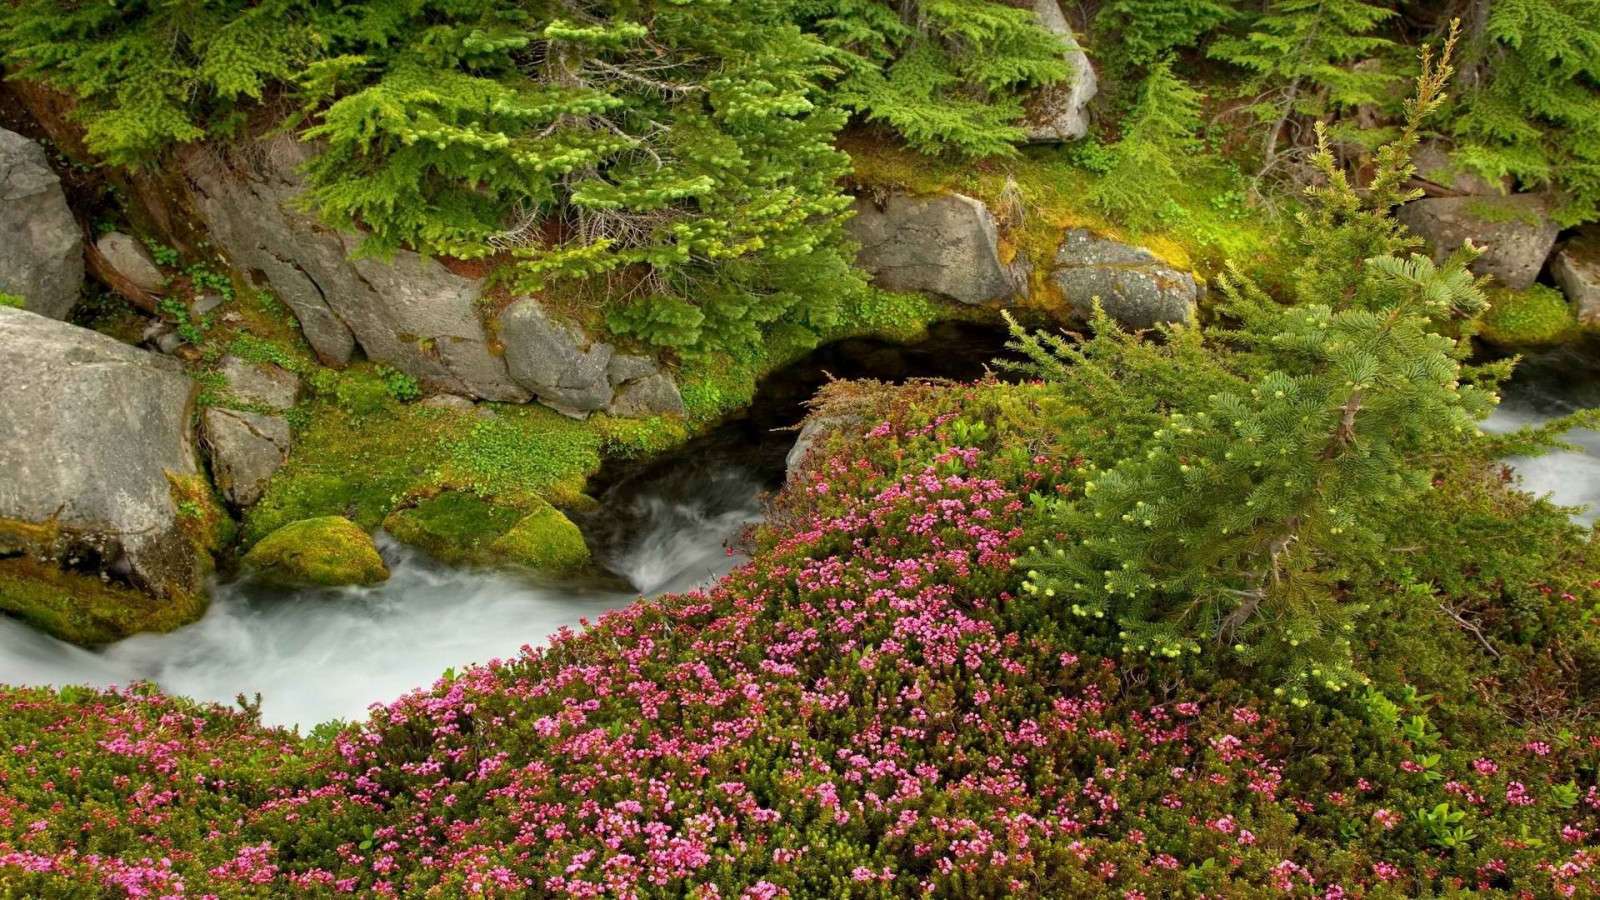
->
[243,516,388,588]
[202,408,292,508]
[1396,195,1560,290]
[0,128,82,319]
[498,297,616,415]
[1552,229,1600,328]
[849,192,1027,305]
[0,307,205,599]
[606,353,685,417]
[217,354,301,410]
[1023,0,1097,142]
[182,138,528,402]
[1050,229,1197,329]
[93,232,165,294]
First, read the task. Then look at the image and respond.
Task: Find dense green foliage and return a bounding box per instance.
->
[1448,0,1600,224]
[1010,42,1503,702]
[796,0,1072,156]
[1086,58,1204,228]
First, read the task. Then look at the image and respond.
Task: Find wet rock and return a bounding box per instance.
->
[94,232,165,294]
[217,355,301,411]
[183,138,527,401]
[1023,0,1096,142]
[1552,229,1600,328]
[0,128,82,319]
[243,516,388,587]
[0,306,207,601]
[1396,194,1560,290]
[202,408,291,508]
[849,192,1027,305]
[1051,229,1197,328]
[498,297,616,416]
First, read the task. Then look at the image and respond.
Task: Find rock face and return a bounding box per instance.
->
[0,307,204,599]
[498,298,616,415]
[785,415,859,481]
[1023,0,1097,142]
[1396,195,1560,290]
[1552,229,1600,328]
[0,128,82,319]
[1050,229,1198,328]
[495,301,685,417]
[217,354,301,410]
[93,232,165,294]
[849,193,1027,305]
[203,409,292,508]
[182,138,528,402]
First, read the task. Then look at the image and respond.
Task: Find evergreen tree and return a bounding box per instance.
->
[1094,0,1238,68]
[795,0,1074,157]
[1448,0,1600,224]
[1210,0,1400,182]
[1086,58,1204,229]
[1012,30,1496,702]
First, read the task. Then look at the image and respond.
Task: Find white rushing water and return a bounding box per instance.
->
[1481,343,1600,527]
[0,463,768,730]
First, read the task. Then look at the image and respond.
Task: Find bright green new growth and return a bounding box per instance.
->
[1087,58,1203,229]
[1478,284,1579,348]
[797,0,1072,157]
[1448,0,1600,225]
[1012,33,1495,703]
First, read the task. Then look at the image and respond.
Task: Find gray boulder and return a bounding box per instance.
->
[1396,194,1560,290]
[1023,0,1096,142]
[785,415,859,482]
[183,138,528,402]
[202,408,291,508]
[1552,229,1600,328]
[606,353,685,417]
[94,232,165,294]
[0,128,82,319]
[1051,229,1197,328]
[849,192,1027,305]
[498,297,615,416]
[218,354,300,410]
[0,307,205,598]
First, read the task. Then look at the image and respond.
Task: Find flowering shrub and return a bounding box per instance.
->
[1,382,1598,897]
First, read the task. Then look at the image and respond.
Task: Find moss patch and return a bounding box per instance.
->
[381,492,523,566]
[489,503,590,575]
[1478,285,1577,348]
[242,516,388,588]
[0,557,205,646]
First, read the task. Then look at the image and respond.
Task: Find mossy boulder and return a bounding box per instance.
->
[381,492,590,575]
[242,516,388,588]
[490,504,591,575]
[1478,284,1577,349]
[0,556,205,646]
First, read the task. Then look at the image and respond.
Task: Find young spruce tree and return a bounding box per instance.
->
[1086,58,1204,230]
[1012,28,1496,703]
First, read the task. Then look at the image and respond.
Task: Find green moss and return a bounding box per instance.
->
[381,492,522,566]
[1478,285,1577,348]
[488,503,590,575]
[0,292,24,309]
[242,516,388,588]
[0,557,205,646]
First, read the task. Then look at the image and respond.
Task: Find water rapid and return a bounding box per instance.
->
[1482,342,1600,526]
[0,451,771,730]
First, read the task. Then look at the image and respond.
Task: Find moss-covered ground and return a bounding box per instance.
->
[0,557,206,646]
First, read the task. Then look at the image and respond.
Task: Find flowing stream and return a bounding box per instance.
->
[1481,342,1600,526]
[0,322,1017,731]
